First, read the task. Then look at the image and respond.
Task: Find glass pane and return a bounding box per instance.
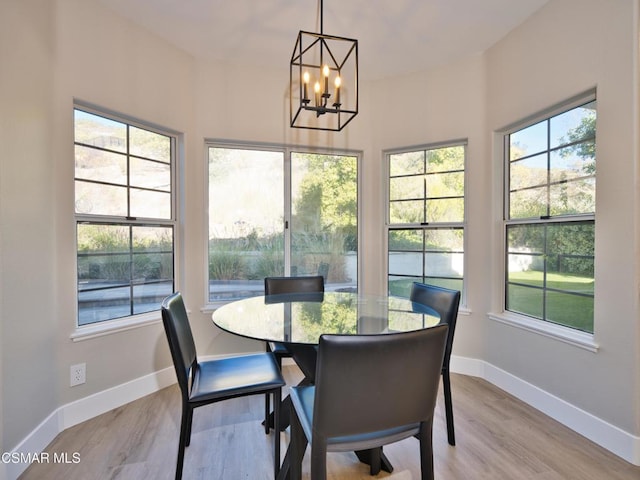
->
[550,142,595,183]
[75,180,127,216]
[426,171,464,198]
[507,224,545,284]
[389,151,424,177]
[549,178,596,216]
[132,226,174,281]
[389,175,424,201]
[389,251,423,276]
[550,101,596,148]
[291,152,357,290]
[129,126,171,162]
[130,189,171,219]
[509,186,548,219]
[507,221,594,331]
[426,145,464,173]
[510,153,548,191]
[133,281,173,315]
[506,284,543,318]
[425,228,464,252]
[81,252,131,284]
[75,145,127,185]
[77,224,173,325]
[546,291,594,333]
[423,277,463,292]
[130,157,171,192]
[507,224,544,253]
[74,110,127,153]
[426,197,464,223]
[78,286,131,326]
[77,228,133,326]
[132,251,173,280]
[77,224,130,254]
[208,148,285,301]
[546,223,594,282]
[390,199,424,224]
[388,275,417,297]
[510,120,547,160]
[388,229,423,251]
[425,229,464,277]
[425,251,463,277]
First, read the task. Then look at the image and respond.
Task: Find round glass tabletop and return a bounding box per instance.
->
[212,291,440,345]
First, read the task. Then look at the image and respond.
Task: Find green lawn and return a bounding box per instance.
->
[508,270,594,333]
[389,272,594,333]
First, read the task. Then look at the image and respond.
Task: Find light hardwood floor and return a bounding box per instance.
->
[20,366,640,480]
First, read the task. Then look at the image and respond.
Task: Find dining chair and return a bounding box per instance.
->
[289,325,449,480]
[161,292,285,480]
[410,282,461,446]
[263,275,325,426]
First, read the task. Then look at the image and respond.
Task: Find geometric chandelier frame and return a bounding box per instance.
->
[290,1,358,131]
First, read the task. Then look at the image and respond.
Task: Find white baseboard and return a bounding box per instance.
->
[5,367,176,480]
[450,356,640,466]
[60,366,176,429]
[5,356,639,480]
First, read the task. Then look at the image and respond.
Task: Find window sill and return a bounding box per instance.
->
[70,311,162,342]
[488,311,599,353]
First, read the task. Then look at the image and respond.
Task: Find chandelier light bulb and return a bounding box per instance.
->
[302,71,310,101]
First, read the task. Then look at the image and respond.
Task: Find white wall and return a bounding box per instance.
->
[484,0,639,434]
[0,0,638,467]
[368,53,491,363]
[0,0,58,453]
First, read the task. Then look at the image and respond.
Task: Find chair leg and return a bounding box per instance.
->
[368,447,382,475]
[265,348,283,433]
[273,388,282,478]
[418,420,435,480]
[310,441,328,480]
[265,393,271,434]
[185,405,194,447]
[442,370,455,446]
[176,403,191,480]
[290,405,308,480]
[265,343,274,432]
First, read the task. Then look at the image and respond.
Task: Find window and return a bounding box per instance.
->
[386,142,466,297]
[75,106,176,326]
[504,94,596,333]
[207,144,358,302]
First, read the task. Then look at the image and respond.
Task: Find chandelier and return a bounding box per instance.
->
[290,0,358,131]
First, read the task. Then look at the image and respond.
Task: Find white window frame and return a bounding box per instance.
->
[489,90,598,352]
[384,139,467,304]
[72,101,181,341]
[204,140,362,309]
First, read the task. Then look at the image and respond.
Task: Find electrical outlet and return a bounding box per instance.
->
[70,363,86,387]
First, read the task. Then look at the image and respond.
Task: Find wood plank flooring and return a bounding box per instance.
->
[20,366,640,479]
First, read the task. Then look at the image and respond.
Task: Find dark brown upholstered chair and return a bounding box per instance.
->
[410,282,461,446]
[263,275,325,425]
[161,292,285,480]
[289,325,449,480]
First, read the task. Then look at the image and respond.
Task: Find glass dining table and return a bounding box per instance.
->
[212,290,440,381]
[212,291,441,478]
[212,290,440,344]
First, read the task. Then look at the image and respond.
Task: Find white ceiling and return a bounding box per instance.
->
[93,0,550,81]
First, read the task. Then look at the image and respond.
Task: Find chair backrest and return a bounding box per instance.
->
[313,325,448,439]
[161,292,197,398]
[264,275,325,295]
[410,282,460,371]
